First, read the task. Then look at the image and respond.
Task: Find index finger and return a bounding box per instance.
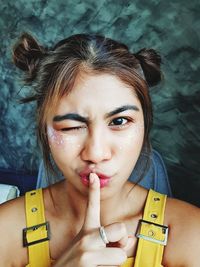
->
[83,173,101,231]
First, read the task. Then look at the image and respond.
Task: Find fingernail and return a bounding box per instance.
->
[89,173,95,184]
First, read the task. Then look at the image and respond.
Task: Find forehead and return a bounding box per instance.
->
[53,72,142,115]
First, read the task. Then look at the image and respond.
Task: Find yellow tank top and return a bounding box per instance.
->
[23,189,167,267]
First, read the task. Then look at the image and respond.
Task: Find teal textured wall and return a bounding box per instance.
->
[0,0,199,205]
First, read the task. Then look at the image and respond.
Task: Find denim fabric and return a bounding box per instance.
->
[129,149,172,196]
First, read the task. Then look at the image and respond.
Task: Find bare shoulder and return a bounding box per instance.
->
[0,196,28,266]
[163,197,200,267]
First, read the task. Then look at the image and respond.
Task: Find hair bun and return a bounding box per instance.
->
[135,48,162,87]
[12,32,45,80]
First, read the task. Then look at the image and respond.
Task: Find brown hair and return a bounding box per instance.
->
[12,32,162,181]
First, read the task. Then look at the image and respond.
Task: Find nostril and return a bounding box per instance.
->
[81,137,112,164]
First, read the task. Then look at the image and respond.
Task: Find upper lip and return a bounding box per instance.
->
[79,168,111,179]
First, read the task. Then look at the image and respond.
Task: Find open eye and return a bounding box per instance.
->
[111,118,127,125]
[109,117,132,129]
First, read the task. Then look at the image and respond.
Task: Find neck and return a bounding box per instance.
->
[56,180,134,226]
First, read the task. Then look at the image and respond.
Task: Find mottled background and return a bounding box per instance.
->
[0,0,200,205]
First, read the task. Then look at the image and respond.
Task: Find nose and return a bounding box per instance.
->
[81,128,112,164]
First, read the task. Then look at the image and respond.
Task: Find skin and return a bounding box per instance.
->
[0,73,200,267]
[47,73,145,202]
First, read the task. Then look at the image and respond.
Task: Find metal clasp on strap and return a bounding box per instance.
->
[136,219,168,246]
[23,222,50,247]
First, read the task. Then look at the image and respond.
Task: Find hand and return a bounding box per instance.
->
[54,173,130,267]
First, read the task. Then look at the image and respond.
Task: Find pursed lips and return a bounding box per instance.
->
[78,169,112,188]
[79,170,111,180]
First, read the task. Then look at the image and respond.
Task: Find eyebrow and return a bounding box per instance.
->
[53,113,88,123]
[53,105,140,123]
[105,105,140,118]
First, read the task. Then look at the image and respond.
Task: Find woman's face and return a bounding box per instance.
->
[47,73,144,197]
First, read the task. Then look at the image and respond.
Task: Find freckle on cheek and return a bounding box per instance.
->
[47,126,81,149]
[117,124,144,149]
[48,127,64,146]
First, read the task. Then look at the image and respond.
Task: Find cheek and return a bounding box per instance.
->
[118,123,144,151]
[47,126,81,152]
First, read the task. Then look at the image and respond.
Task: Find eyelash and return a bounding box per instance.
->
[60,117,133,132]
[61,126,86,132]
[109,117,133,129]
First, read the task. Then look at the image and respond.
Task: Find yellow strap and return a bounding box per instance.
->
[134,189,167,267]
[24,189,166,267]
[121,257,135,267]
[24,189,51,267]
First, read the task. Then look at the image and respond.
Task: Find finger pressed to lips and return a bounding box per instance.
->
[83,172,129,255]
[89,172,100,189]
[83,173,101,230]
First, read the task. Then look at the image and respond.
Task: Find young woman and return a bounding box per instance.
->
[0,33,200,267]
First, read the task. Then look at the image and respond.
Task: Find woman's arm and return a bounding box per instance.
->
[163,197,200,267]
[0,197,28,267]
